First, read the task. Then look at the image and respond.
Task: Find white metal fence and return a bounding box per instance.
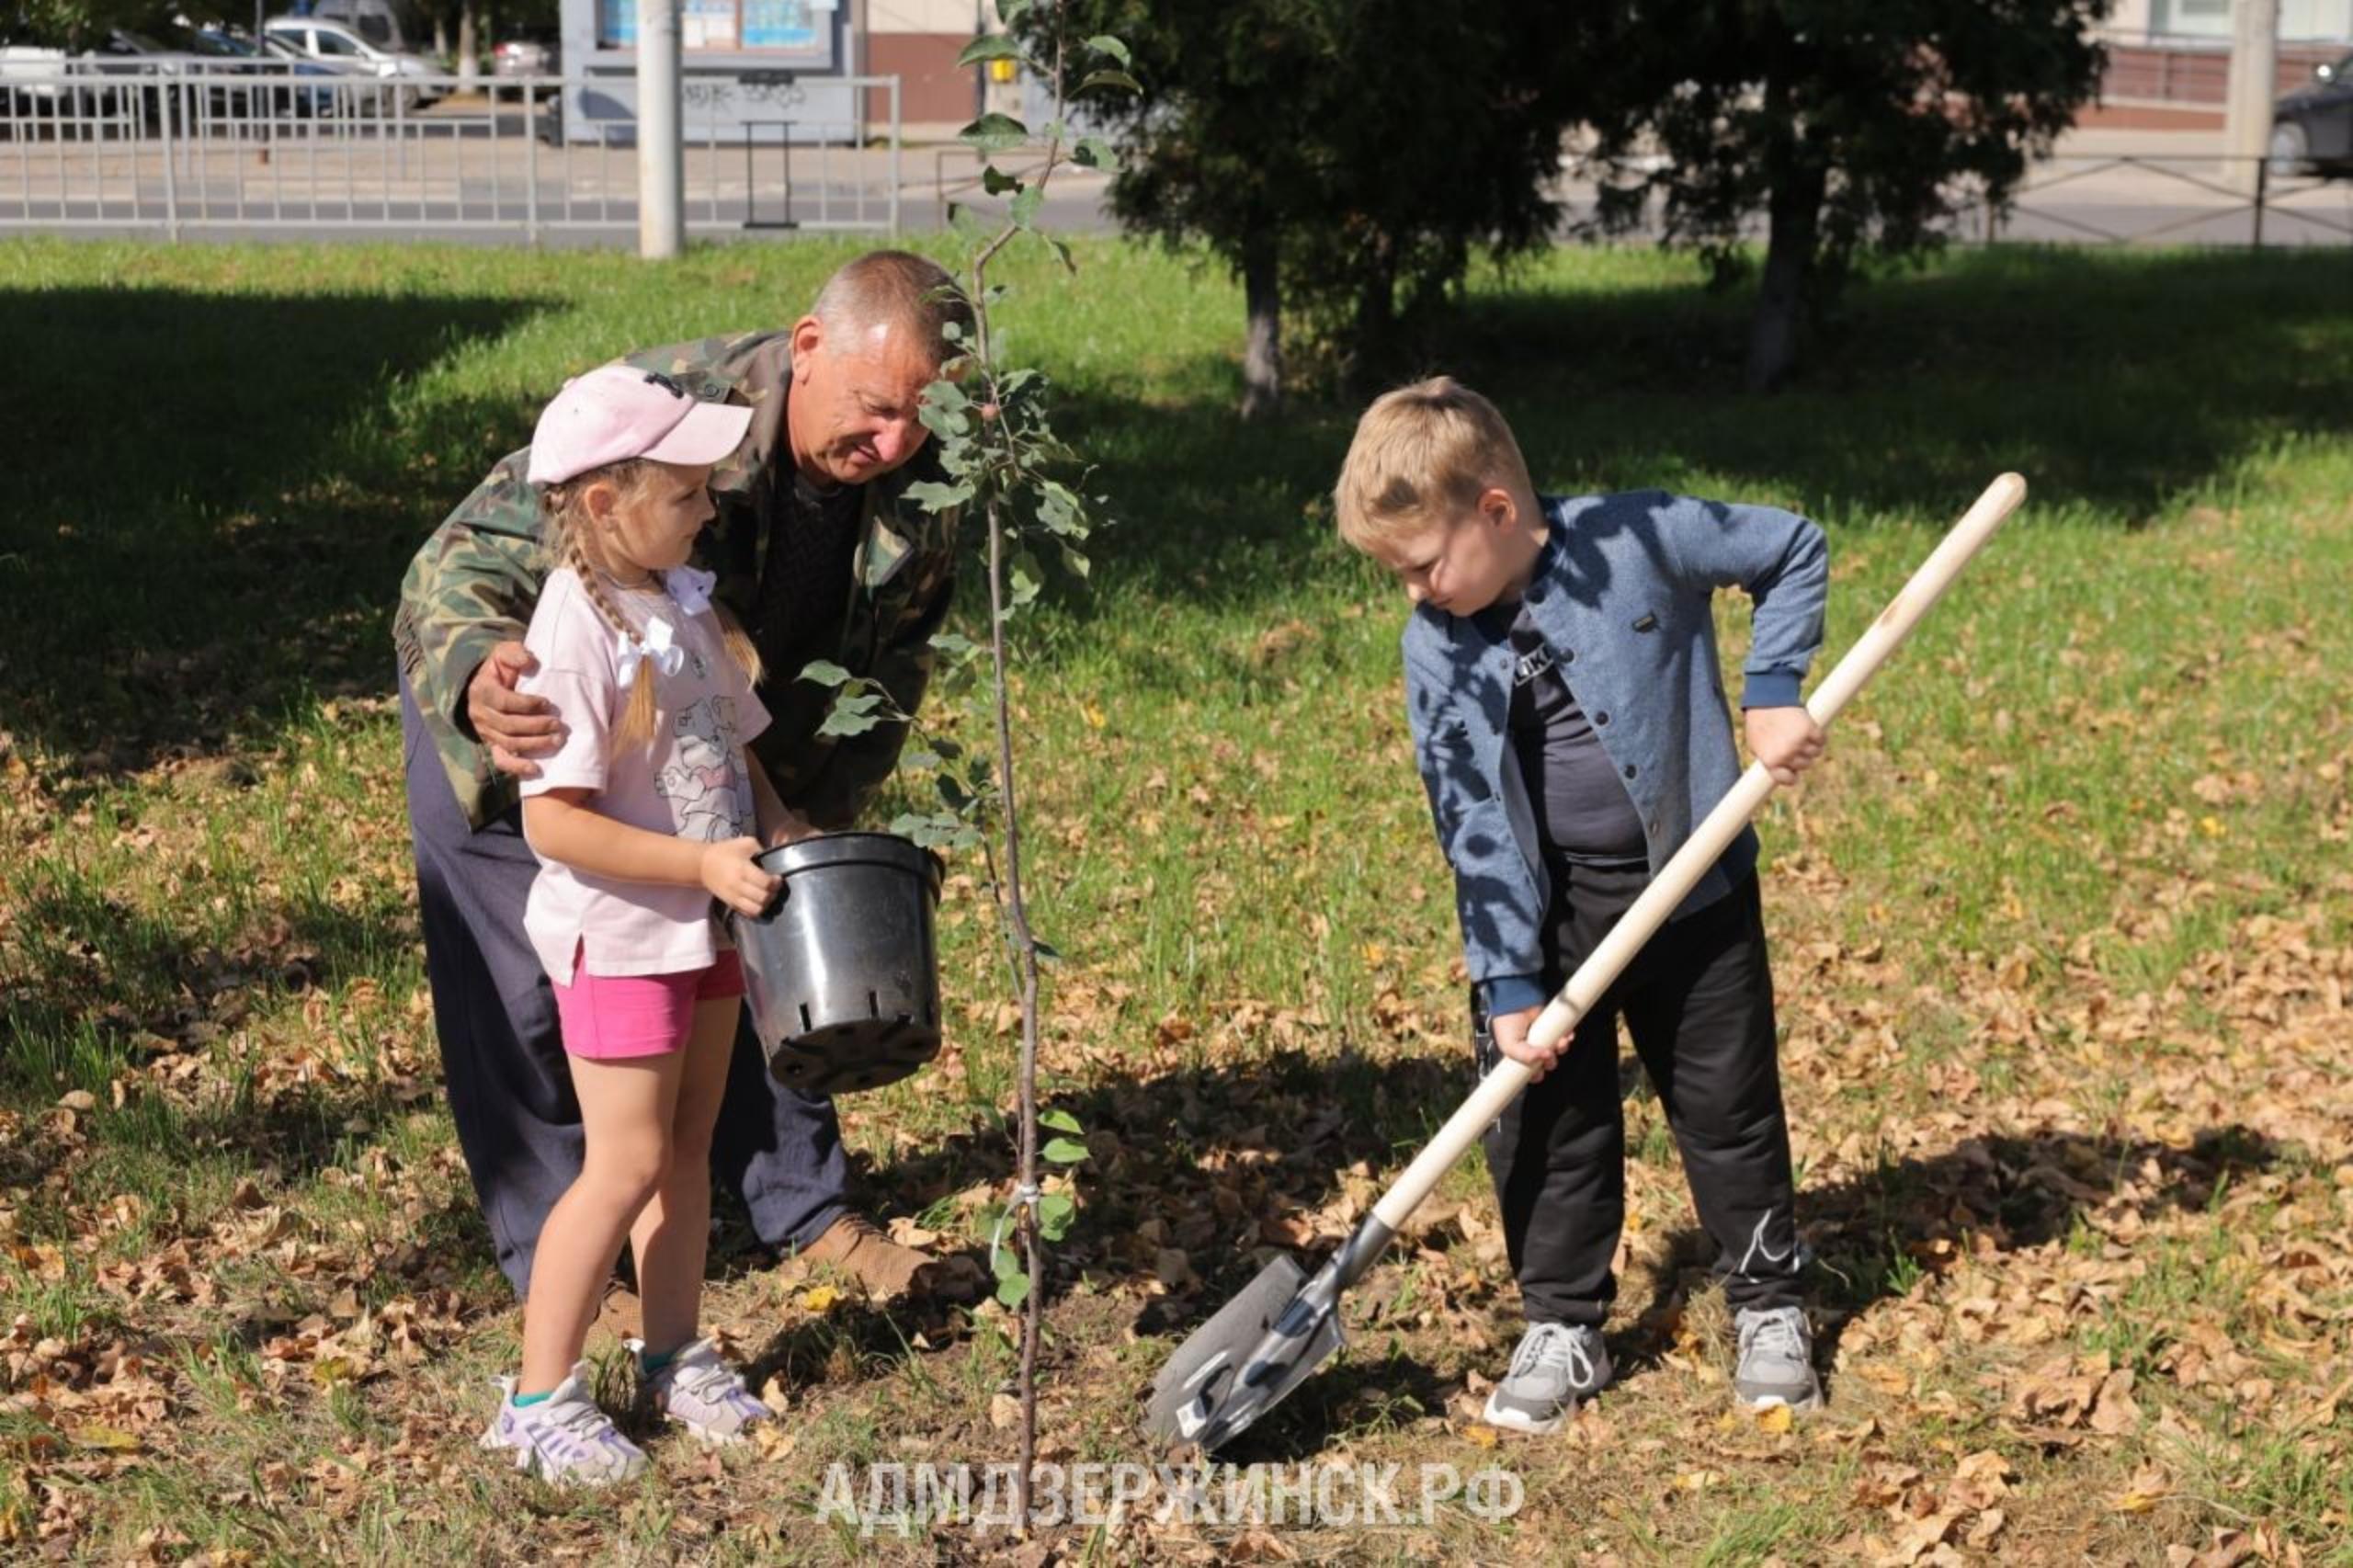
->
[0,62,903,241]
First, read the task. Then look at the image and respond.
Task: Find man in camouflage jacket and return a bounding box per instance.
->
[394,252,963,1301]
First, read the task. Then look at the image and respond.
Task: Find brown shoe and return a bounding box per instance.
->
[797,1213,938,1301]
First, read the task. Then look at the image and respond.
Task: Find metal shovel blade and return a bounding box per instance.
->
[1142,1253,1345,1452]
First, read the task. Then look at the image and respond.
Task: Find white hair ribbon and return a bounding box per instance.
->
[616,616,686,690]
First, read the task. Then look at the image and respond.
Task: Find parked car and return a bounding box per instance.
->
[491,25,557,80]
[299,0,411,54]
[262,16,439,108]
[188,27,346,119]
[2270,51,2353,177]
[0,35,66,115]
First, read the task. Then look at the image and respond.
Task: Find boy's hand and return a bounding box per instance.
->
[1490,1005,1563,1082]
[701,836,783,916]
[1745,706,1826,787]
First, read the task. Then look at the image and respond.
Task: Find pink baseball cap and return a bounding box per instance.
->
[526,364,755,485]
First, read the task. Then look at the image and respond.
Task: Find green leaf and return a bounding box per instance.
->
[1009,185,1043,230]
[1041,233,1075,273]
[954,34,1021,68]
[996,0,1032,22]
[1037,1192,1076,1242]
[981,164,1023,197]
[1072,135,1120,173]
[816,694,883,738]
[1007,549,1044,608]
[1086,34,1130,67]
[903,478,974,515]
[1042,1136,1089,1165]
[799,659,852,687]
[1061,544,1091,580]
[1039,1108,1082,1134]
[1032,936,1063,964]
[1078,69,1141,96]
[917,401,972,442]
[958,112,1029,153]
[995,1270,1031,1310]
[924,376,971,411]
[929,631,977,658]
[947,202,996,248]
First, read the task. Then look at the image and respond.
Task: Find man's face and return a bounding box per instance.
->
[1363,488,1540,618]
[786,315,938,487]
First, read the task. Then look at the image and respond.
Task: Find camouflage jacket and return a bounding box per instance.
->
[393,330,961,832]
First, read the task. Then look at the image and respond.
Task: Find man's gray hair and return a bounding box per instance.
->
[810,250,973,368]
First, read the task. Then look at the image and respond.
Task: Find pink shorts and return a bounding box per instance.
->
[551,949,745,1061]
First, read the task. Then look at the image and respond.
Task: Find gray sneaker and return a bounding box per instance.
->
[1480,1322,1610,1435]
[480,1362,650,1485]
[1733,1306,1822,1412]
[631,1336,774,1444]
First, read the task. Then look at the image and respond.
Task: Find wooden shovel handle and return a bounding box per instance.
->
[1370,473,2028,1233]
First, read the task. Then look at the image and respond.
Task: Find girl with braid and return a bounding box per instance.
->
[480,366,813,1484]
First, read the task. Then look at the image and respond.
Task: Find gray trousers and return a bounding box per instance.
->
[400,669,848,1296]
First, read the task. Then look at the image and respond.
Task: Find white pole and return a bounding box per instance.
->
[2224,0,2281,191]
[637,0,683,257]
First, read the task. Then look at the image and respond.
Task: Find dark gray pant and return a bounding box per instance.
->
[1479,862,1802,1326]
[401,670,848,1297]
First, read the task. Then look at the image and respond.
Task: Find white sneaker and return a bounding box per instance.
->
[632,1336,774,1444]
[1733,1305,1823,1413]
[479,1362,649,1485]
[1481,1322,1611,1435]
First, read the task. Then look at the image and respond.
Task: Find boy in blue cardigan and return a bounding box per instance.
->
[1336,377,1831,1434]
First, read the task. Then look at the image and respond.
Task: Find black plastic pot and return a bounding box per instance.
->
[732,833,945,1096]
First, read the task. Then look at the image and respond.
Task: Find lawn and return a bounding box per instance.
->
[0,233,2348,1563]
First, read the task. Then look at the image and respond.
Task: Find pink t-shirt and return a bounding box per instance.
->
[517,566,771,984]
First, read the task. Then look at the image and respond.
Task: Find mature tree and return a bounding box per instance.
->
[1029,0,1588,415]
[1584,0,2109,390]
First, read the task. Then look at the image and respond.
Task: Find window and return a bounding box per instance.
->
[314,29,365,57]
[356,15,392,45]
[597,0,824,53]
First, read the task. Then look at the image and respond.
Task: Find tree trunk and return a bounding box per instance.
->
[1347,233,1397,397]
[432,9,449,61]
[456,0,480,85]
[1238,223,1282,420]
[1745,69,1823,393]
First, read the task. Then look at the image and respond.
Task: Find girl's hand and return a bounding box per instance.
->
[1744,706,1826,787]
[701,836,783,916]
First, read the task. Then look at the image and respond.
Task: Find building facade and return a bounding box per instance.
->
[555,0,983,144]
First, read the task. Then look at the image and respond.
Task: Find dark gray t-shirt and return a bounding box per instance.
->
[1503,599,1647,865]
[753,468,866,740]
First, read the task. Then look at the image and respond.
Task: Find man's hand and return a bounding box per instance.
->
[1744,706,1826,787]
[467,641,563,778]
[1490,1005,1563,1083]
[762,810,820,851]
[701,836,784,917]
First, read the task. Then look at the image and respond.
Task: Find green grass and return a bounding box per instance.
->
[1,232,2350,1559]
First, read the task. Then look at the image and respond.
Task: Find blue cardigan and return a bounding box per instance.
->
[1402,490,1829,1016]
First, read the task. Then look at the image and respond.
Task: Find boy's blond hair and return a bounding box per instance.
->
[1334,376,1537,551]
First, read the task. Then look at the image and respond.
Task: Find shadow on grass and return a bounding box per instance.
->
[1623,1121,2285,1393]
[1045,246,2353,643]
[7,248,2347,773]
[0,882,410,1097]
[0,284,550,770]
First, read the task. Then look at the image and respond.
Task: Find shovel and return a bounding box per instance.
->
[1143,473,2029,1452]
